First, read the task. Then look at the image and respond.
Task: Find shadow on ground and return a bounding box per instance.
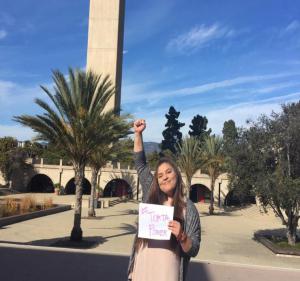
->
[0,223,137,249]
[254,228,291,237]
[199,203,258,217]
[199,211,238,217]
[0,236,106,249]
[253,228,300,243]
[82,209,139,220]
[224,204,256,213]
[0,245,299,281]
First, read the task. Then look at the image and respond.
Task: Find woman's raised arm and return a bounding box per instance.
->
[133,119,153,201]
[134,119,146,152]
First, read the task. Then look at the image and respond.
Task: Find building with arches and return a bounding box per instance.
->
[1,158,230,206]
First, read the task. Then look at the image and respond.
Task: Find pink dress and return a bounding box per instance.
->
[131,239,180,281]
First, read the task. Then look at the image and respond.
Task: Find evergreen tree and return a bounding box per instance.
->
[221,120,253,203]
[188,114,211,142]
[0,137,18,184]
[0,137,30,186]
[161,106,185,154]
[147,151,160,170]
[222,119,238,162]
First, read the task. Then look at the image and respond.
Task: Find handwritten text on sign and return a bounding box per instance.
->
[138,203,174,240]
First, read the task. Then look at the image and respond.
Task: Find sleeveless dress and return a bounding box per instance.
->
[131,239,180,281]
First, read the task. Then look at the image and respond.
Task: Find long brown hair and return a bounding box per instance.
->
[135,157,186,251]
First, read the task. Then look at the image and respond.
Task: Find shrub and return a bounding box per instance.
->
[41,197,53,210]
[19,195,37,214]
[6,198,18,216]
[0,196,55,217]
[0,198,19,217]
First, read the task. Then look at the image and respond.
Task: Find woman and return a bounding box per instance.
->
[128,119,201,281]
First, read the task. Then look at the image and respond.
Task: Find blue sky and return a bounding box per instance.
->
[0,0,300,142]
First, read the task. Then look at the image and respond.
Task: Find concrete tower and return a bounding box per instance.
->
[86,0,125,112]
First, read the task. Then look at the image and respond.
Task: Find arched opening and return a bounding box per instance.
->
[27,174,54,193]
[65,178,91,195]
[224,189,256,206]
[103,179,132,198]
[189,184,211,203]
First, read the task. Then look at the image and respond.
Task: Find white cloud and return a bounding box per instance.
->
[0,79,40,106]
[122,79,157,104]
[0,79,53,136]
[255,82,299,94]
[204,93,300,135]
[122,72,300,105]
[0,124,36,141]
[166,23,235,54]
[168,73,299,97]
[0,80,15,95]
[123,50,128,55]
[204,103,282,135]
[285,20,300,33]
[188,91,300,133]
[262,60,300,66]
[135,92,300,142]
[0,29,7,39]
[279,20,300,37]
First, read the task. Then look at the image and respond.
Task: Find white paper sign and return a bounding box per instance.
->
[138,203,174,240]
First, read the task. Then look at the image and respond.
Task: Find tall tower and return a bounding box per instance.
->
[86,0,125,112]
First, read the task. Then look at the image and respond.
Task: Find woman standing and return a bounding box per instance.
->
[128,119,201,281]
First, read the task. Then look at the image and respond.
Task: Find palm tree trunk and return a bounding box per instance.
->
[88,167,98,217]
[209,176,215,215]
[186,176,191,198]
[70,164,85,241]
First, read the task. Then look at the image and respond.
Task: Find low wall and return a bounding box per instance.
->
[0,205,71,227]
[0,245,299,281]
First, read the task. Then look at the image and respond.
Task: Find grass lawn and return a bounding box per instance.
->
[269,236,300,250]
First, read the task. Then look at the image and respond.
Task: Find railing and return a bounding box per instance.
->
[30,158,132,170]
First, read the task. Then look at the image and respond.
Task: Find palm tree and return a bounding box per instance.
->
[88,147,110,217]
[88,133,132,217]
[14,68,122,241]
[177,136,202,195]
[202,135,225,215]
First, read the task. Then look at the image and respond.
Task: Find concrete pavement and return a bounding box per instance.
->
[0,193,299,280]
[1,244,300,281]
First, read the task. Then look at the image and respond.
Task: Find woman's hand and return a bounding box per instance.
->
[168,220,182,240]
[134,119,146,134]
[168,219,191,252]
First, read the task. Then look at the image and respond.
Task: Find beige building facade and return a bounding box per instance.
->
[1,160,230,206]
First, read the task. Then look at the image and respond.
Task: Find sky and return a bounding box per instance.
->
[0,0,300,142]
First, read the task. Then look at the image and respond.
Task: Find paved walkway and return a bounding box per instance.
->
[0,193,299,273]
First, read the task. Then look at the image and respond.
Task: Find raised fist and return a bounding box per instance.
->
[133,119,146,134]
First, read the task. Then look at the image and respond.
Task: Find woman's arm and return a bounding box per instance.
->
[168,221,193,253]
[178,233,193,253]
[134,127,144,153]
[168,202,201,256]
[183,203,201,257]
[133,119,153,201]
